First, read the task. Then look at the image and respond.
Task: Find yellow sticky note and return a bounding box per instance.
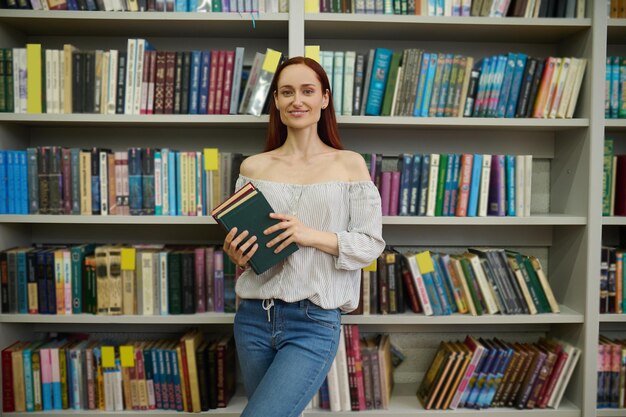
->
[102,346,115,368]
[363,260,377,272]
[203,148,219,171]
[304,0,319,13]
[121,248,136,271]
[415,251,434,274]
[262,49,282,73]
[385,253,396,263]
[305,46,320,64]
[119,345,135,368]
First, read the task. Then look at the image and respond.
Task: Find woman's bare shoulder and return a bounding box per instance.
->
[336,150,371,181]
[239,153,273,178]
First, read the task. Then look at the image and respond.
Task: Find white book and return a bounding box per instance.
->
[405,253,434,315]
[124,38,137,115]
[549,57,571,118]
[444,0,452,15]
[159,251,168,315]
[100,151,108,215]
[114,152,124,216]
[333,51,344,116]
[390,66,402,116]
[12,48,21,113]
[229,47,245,114]
[326,355,341,411]
[477,154,492,217]
[108,49,118,115]
[45,49,53,113]
[58,51,65,114]
[52,49,60,114]
[336,327,351,411]
[466,253,499,314]
[343,51,356,116]
[162,148,169,215]
[515,154,525,216]
[576,0,585,17]
[524,154,532,216]
[154,151,162,214]
[565,58,587,119]
[132,39,146,115]
[103,369,114,411]
[556,57,579,118]
[549,344,581,409]
[113,367,123,411]
[19,48,27,113]
[426,153,440,216]
[141,252,154,315]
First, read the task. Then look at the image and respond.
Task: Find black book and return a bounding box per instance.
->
[48,146,63,215]
[90,147,100,215]
[525,58,546,118]
[36,250,48,314]
[44,250,56,314]
[115,52,127,114]
[208,339,218,409]
[72,52,84,113]
[181,250,195,314]
[0,251,7,313]
[463,69,480,117]
[38,146,50,215]
[83,51,95,113]
[167,251,182,315]
[195,340,211,411]
[515,57,537,118]
[174,52,183,114]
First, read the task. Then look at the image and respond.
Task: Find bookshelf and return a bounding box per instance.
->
[0,1,610,417]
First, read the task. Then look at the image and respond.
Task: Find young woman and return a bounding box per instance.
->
[223,56,385,417]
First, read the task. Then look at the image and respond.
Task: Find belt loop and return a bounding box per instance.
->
[262,298,274,322]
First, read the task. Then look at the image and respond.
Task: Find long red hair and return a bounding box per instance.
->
[264,56,343,152]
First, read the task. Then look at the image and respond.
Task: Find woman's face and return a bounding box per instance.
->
[274,63,329,130]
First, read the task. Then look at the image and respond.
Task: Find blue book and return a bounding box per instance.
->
[505,155,516,216]
[463,342,497,408]
[496,53,517,118]
[155,151,162,215]
[365,48,393,116]
[412,53,430,117]
[458,344,492,407]
[157,347,170,409]
[170,348,184,411]
[198,50,211,114]
[467,341,503,408]
[606,57,612,118]
[422,270,443,316]
[0,151,6,214]
[17,249,28,313]
[168,150,177,216]
[150,348,162,409]
[23,342,36,411]
[467,154,483,217]
[421,53,438,117]
[487,55,507,117]
[479,342,513,408]
[175,0,186,11]
[505,53,528,118]
[449,153,461,215]
[398,154,413,216]
[19,151,28,214]
[432,253,456,313]
[91,148,100,215]
[436,53,454,117]
[473,57,491,117]
[409,154,422,215]
[188,51,202,115]
[51,340,66,410]
[128,148,143,215]
[418,154,430,216]
[7,151,15,214]
[26,148,38,214]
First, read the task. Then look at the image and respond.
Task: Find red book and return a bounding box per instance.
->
[400,261,422,313]
[140,49,152,115]
[351,325,367,411]
[614,155,626,215]
[62,148,72,214]
[178,342,192,411]
[221,50,235,114]
[455,154,474,216]
[208,50,220,114]
[344,325,358,410]
[153,51,167,114]
[194,248,206,313]
[164,52,176,114]
[389,171,400,216]
[1,341,20,412]
[537,349,569,408]
[215,50,226,114]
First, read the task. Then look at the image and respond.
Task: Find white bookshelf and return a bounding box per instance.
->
[0,0,609,416]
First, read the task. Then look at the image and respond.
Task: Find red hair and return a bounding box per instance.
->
[264,56,344,152]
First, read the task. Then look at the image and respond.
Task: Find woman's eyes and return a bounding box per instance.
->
[280,89,315,96]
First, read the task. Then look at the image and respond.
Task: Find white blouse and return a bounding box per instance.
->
[234,174,386,312]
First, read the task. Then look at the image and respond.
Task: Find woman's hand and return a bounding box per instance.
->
[264,213,316,253]
[223,227,259,268]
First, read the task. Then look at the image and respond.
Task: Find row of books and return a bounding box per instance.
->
[598,335,626,409]
[353,247,559,317]
[417,335,580,410]
[0,44,283,117]
[312,326,397,411]
[0,0,287,12]
[599,245,626,314]
[1,331,236,413]
[0,244,244,316]
[313,0,585,18]
[605,56,626,119]
[609,0,626,18]
[366,153,532,217]
[0,147,243,216]
[319,47,586,119]
[602,138,626,217]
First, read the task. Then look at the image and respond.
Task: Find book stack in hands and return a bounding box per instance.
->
[211,181,298,275]
[418,335,581,410]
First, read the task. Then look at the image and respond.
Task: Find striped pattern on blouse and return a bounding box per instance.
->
[234,175,385,312]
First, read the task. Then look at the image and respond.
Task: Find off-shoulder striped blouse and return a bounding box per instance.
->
[234,174,386,312]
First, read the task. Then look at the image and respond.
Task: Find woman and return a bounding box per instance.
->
[223,56,385,417]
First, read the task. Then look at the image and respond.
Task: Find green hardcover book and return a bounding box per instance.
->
[435,153,449,216]
[620,58,626,118]
[458,256,484,315]
[5,48,14,113]
[167,251,182,315]
[213,185,298,275]
[381,52,402,116]
[603,137,614,216]
[0,49,5,113]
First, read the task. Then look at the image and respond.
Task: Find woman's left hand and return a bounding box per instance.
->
[264,213,316,253]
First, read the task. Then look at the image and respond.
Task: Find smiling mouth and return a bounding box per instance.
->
[288,110,309,115]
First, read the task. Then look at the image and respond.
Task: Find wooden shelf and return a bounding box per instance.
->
[305,14,591,43]
[0,9,288,37]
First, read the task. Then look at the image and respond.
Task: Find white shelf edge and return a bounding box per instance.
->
[0,9,289,21]
[602,216,626,226]
[597,410,626,417]
[0,113,269,125]
[0,214,587,226]
[606,119,626,129]
[600,314,626,323]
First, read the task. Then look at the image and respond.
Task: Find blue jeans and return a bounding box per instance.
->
[233,298,341,417]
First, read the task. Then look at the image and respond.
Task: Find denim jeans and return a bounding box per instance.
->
[233,298,341,417]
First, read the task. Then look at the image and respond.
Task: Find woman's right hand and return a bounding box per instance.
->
[223,227,259,269]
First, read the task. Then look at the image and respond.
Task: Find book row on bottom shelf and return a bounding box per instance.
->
[1,325,582,413]
[0,145,537,218]
[0,243,559,318]
[598,335,626,410]
[0,0,287,12]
